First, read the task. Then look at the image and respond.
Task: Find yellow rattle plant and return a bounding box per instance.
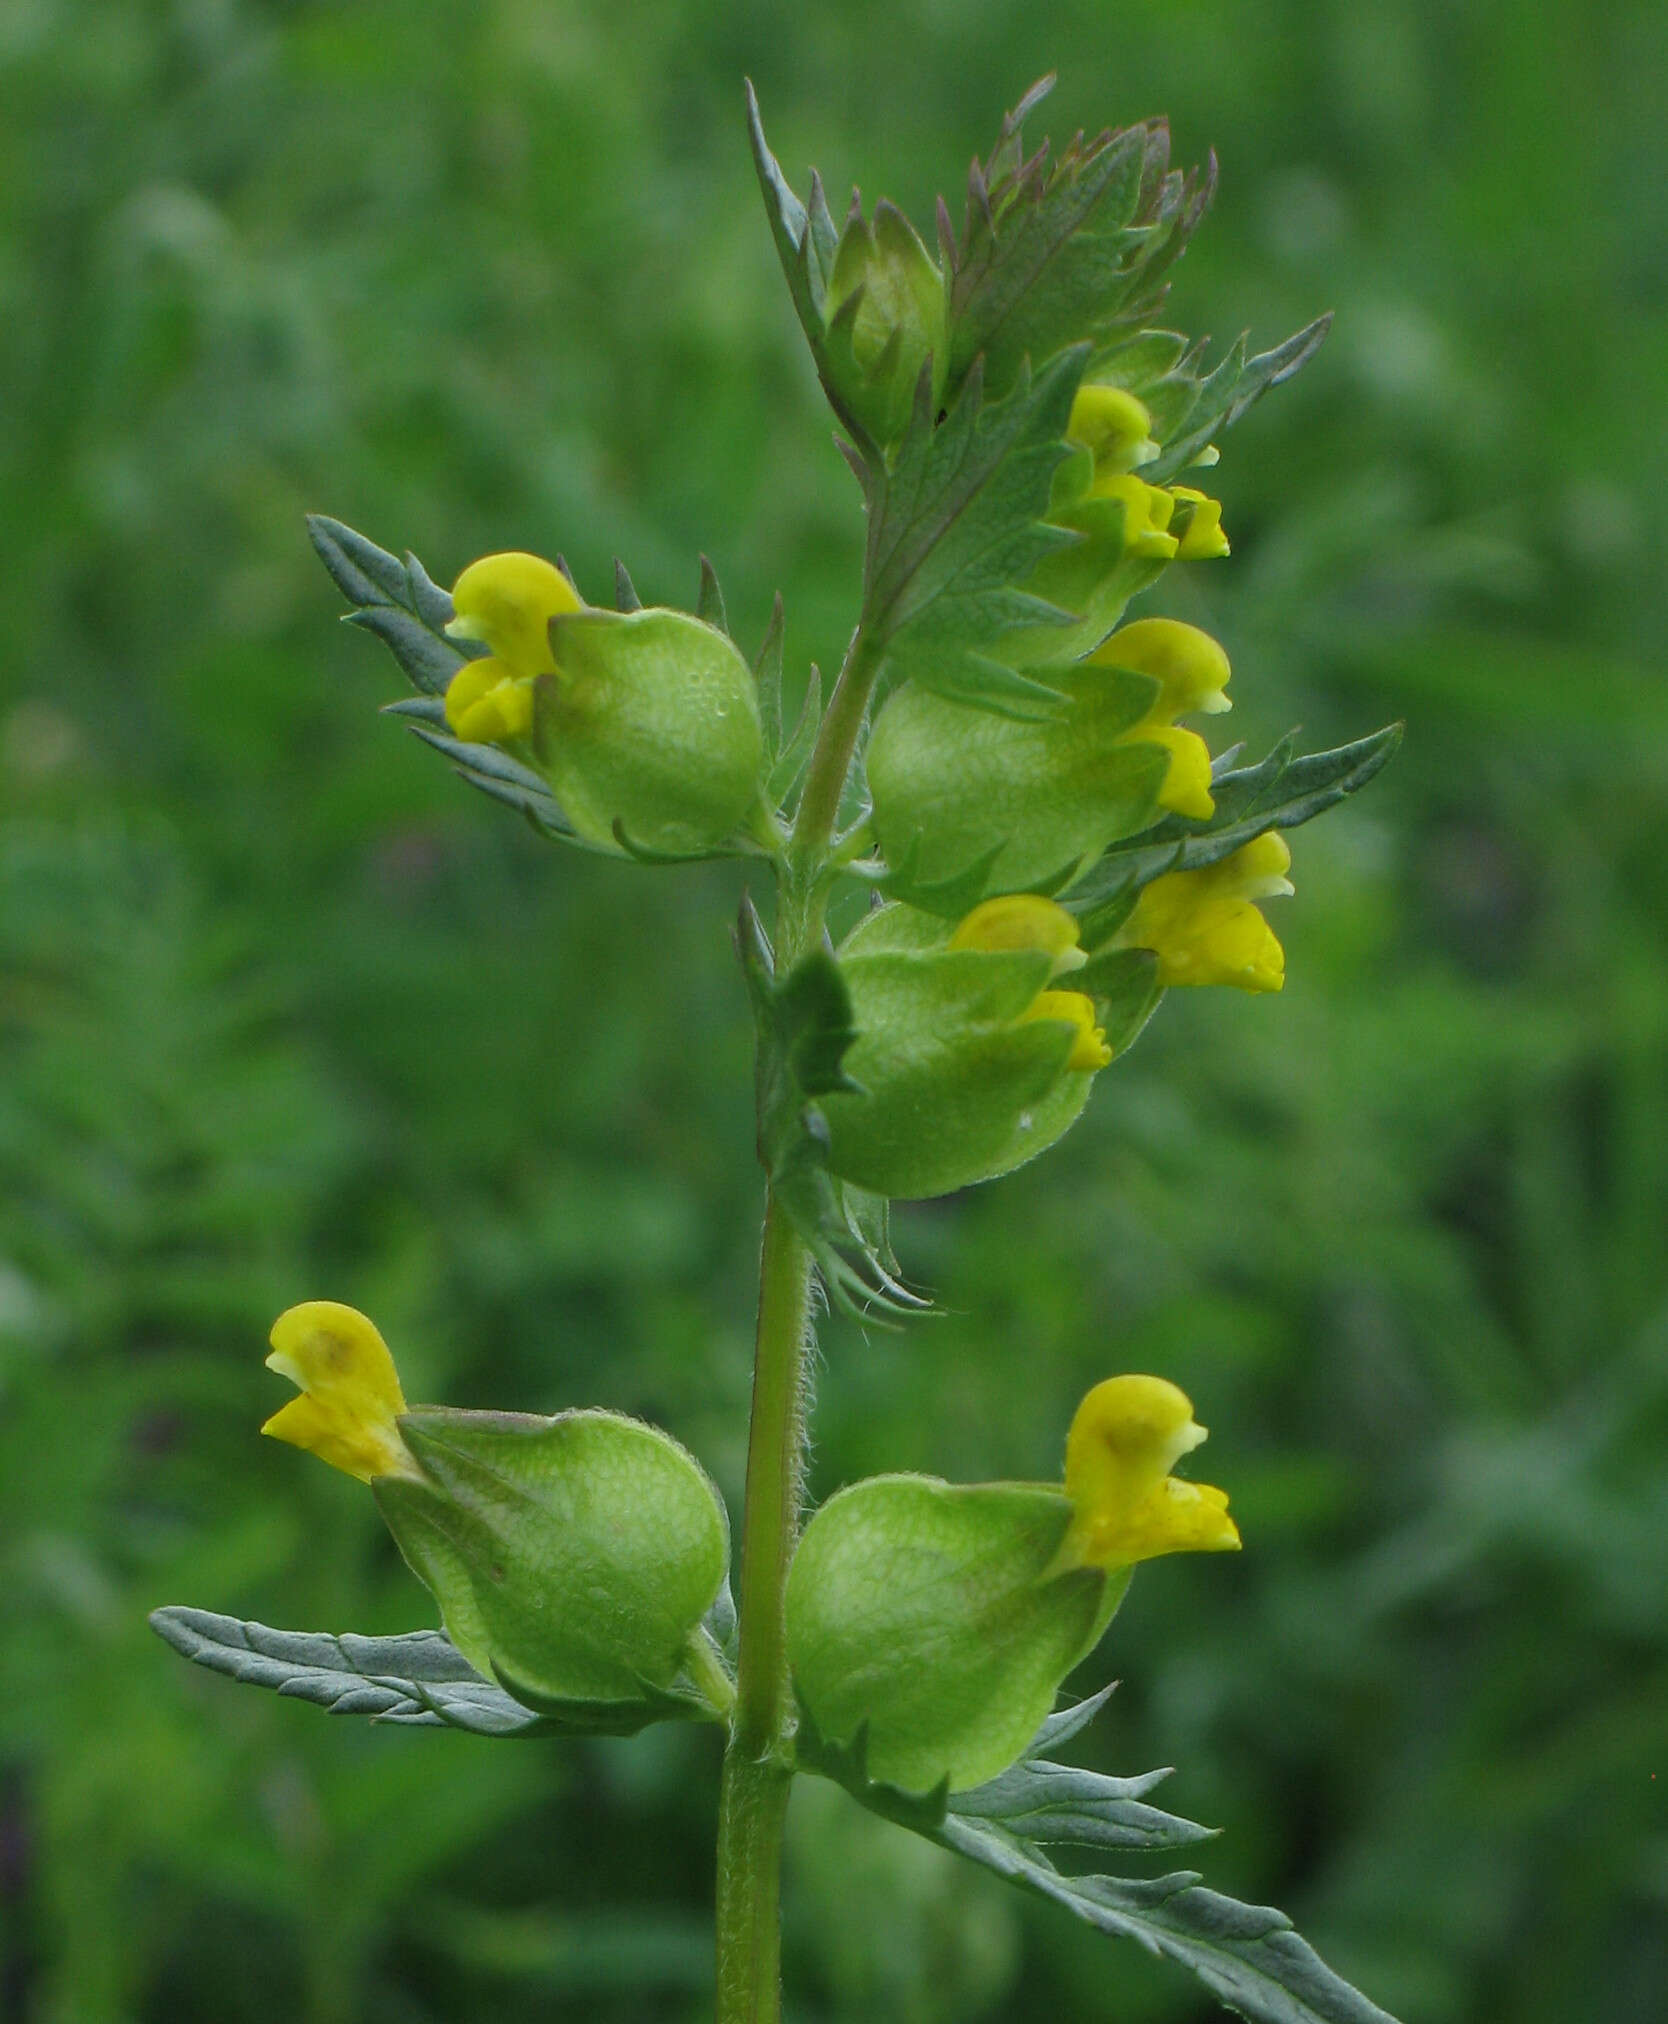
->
[153,77,1401,2024]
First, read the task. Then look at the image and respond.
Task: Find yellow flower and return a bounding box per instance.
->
[1067,384,1160,476]
[1087,473,1179,560]
[1131,724,1215,820]
[1020,989,1112,1072]
[1056,1374,1240,1571]
[446,552,580,673]
[442,657,536,742]
[1090,616,1231,720]
[441,552,583,745]
[260,1301,422,1485]
[1113,832,1294,993]
[1088,617,1233,821]
[948,892,1088,968]
[1170,486,1230,560]
[950,895,1110,1072]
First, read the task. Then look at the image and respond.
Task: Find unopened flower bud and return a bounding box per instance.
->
[1020,988,1112,1072]
[1067,384,1161,475]
[1090,617,1232,719]
[1133,723,1216,820]
[823,200,947,446]
[1083,617,1234,820]
[1090,474,1180,560]
[948,892,1088,968]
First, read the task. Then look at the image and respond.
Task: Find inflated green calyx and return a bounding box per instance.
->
[868,618,1234,896]
[537,607,764,854]
[786,1475,1113,1795]
[819,896,1111,1200]
[785,1374,1238,1795]
[375,1404,733,1724]
[442,553,764,855]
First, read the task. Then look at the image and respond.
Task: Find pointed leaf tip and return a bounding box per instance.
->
[697,555,729,634]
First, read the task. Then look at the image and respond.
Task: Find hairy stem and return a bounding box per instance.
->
[714,1195,814,2023]
[731,1196,815,1758]
[715,614,884,2022]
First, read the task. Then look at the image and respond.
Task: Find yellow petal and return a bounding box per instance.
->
[461,680,534,743]
[1113,835,1293,993]
[1170,487,1231,561]
[1098,1477,1240,1561]
[1022,989,1112,1072]
[1127,887,1286,993]
[950,894,1085,973]
[443,656,536,743]
[1086,474,1179,559]
[443,657,504,730]
[1067,384,1160,475]
[1058,1374,1240,1570]
[453,676,536,744]
[1090,618,1232,720]
[261,1301,420,1484]
[1227,830,1294,899]
[445,552,582,677]
[1135,724,1216,820]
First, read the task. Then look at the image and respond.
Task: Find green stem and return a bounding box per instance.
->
[714,1194,813,2024]
[714,615,885,2023]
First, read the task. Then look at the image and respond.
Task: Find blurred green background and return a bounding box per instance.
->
[2,1,1665,2019]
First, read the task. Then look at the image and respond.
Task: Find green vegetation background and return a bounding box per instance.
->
[2,1,1663,2019]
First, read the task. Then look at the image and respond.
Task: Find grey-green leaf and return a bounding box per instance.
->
[753,593,787,755]
[744,84,829,363]
[1068,723,1403,932]
[1030,1681,1117,1752]
[150,1606,552,1737]
[807,1684,1401,2024]
[768,662,821,807]
[1076,945,1164,1057]
[1142,317,1333,483]
[406,724,585,845]
[309,514,472,699]
[952,1754,1215,1852]
[697,555,729,635]
[936,1814,1402,2024]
